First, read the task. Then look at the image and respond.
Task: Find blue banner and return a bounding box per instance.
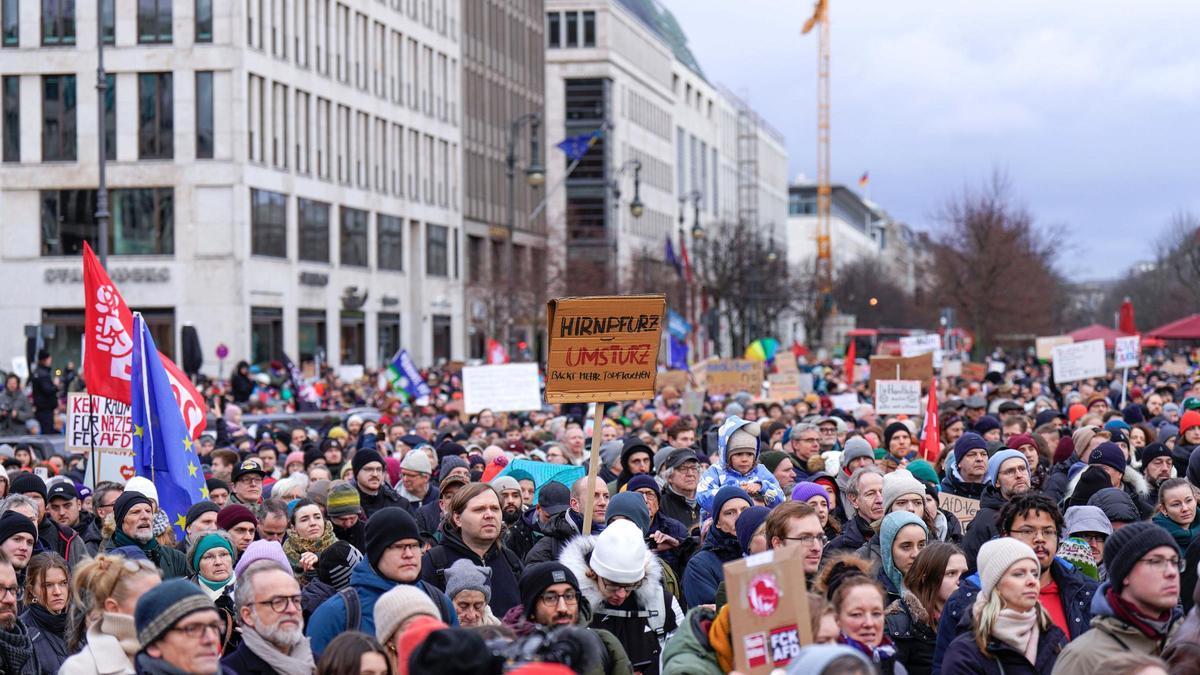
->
[387,349,432,400]
[667,310,691,341]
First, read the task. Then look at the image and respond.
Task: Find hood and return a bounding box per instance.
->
[559,531,663,612]
[1122,466,1150,497]
[716,416,758,466]
[1089,581,1116,618]
[898,589,930,626]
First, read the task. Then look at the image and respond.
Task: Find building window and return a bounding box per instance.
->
[426,223,448,277]
[42,75,76,162]
[298,309,327,366]
[377,214,403,271]
[466,234,483,284]
[42,0,76,46]
[195,71,213,158]
[250,188,287,258]
[2,0,17,47]
[339,311,365,365]
[2,76,17,162]
[250,307,283,366]
[565,11,578,47]
[298,198,329,262]
[339,206,368,267]
[582,11,594,47]
[377,313,400,365]
[432,314,452,363]
[138,72,173,159]
[101,0,114,44]
[138,0,171,43]
[546,12,559,48]
[194,0,212,42]
[40,188,174,255]
[102,74,115,160]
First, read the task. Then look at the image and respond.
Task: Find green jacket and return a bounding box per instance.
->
[1054,614,1180,675]
[103,533,191,580]
[662,607,724,675]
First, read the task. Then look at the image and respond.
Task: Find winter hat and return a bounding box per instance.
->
[365,507,421,572]
[317,540,363,589]
[352,449,387,475]
[883,422,911,451]
[735,506,772,555]
[1005,434,1036,452]
[625,474,660,498]
[444,558,492,603]
[438,455,469,478]
[790,482,830,508]
[394,616,449,675]
[1068,466,1114,508]
[880,511,928,592]
[520,562,581,618]
[206,478,229,496]
[1164,402,1181,416]
[233,540,291,578]
[190,532,235,572]
[303,445,325,469]
[725,420,761,457]
[326,480,362,518]
[606,492,650,536]
[1052,437,1076,465]
[285,451,305,470]
[216,504,257,531]
[973,415,1001,438]
[786,645,873,675]
[113,491,154,530]
[151,510,170,538]
[1139,442,1172,467]
[906,459,940,487]
[374,584,441,643]
[759,451,790,474]
[184,501,220,530]
[711,485,752,519]
[490,475,521,495]
[724,402,745,418]
[977,538,1039,598]
[882,470,925,513]
[953,433,988,468]
[1180,410,1200,437]
[1104,520,1179,591]
[1063,505,1113,538]
[1159,423,1180,444]
[1187,447,1200,487]
[1087,488,1140,524]
[984,449,1029,487]
[1057,537,1099,580]
[841,437,874,467]
[407,628,498,675]
[588,520,647,584]
[0,512,37,546]
[1088,442,1127,475]
[598,440,624,469]
[124,476,159,504]
[9,473,46,501]
[134,579,216,649]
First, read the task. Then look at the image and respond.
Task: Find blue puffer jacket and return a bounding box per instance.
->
[696,416,784,520]
[930,558,1096,675]
[682,527,743,608]
[306,559,457,657]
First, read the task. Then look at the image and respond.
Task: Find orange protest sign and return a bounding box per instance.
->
[868,352,933,392]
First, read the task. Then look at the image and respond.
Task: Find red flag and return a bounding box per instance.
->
[487,338,509,364]
[83,242,207,438]
[920,377,940,462]
[681,237,693,284]
[844,340,856,384]
[1119,298,1136,334]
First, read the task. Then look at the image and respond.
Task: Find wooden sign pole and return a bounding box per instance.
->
[582,401,605,535]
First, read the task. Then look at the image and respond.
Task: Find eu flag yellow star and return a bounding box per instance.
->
[133,424,144,438]
[200,485,210,499]
[183,437,193,452]
[187,461,198,478]
[175,514,187,529]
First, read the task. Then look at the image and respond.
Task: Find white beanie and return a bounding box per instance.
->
[977,538,1040,598]
[881,470,926,513]
[124,476,159,505]
[589,520,648,584]
[727,422,761,455]
[374,584,440,644]
[400,450,432,474]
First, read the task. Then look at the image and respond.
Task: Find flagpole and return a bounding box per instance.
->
[528,122,610,222]
[135,313,155,477]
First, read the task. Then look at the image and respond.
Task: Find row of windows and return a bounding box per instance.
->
[621,144,672,193]
[249,188,456,277]
[0,72,213,163]
[1,0,208,47]
[41,188,174,256]
[246,75,458,208]
[623,87,671,140]
[250,306,415,368]
[462,1,542,93]
[546,11,595,49]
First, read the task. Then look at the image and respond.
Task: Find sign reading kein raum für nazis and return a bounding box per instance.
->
[544,295,666,403]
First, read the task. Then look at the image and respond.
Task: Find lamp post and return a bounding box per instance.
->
[95,0,109,269]
[504,113,544,359]
[677,190,701,357]
[690,216,706,358]
[608,160,644,293]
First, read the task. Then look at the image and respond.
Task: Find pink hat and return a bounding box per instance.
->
[285,451,305,468]
[234,540,291,579]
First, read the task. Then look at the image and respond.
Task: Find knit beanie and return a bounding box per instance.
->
[439,455,469,478]
[882,470,925,513]
[589,520,648,584]
[1068,403,1087,426]
[9,473,46,501]
[953,433,988,468]
[883,422,911,452]
[1005,434,1036,452]
[1139,442,1172,467]
[1104,520,1179,591]
[520,562,580,619]
[365,507,421,572]
[1088,442,1127,475]
[206,478,229,496]
[972,415,1001,438]
[841,437,874,468]
[352,449,386,476]
[711,485,752,518]
[326,480,362,518]
[1052,437,1076,465]
[134,579,215,649]
[113,492,153,531]
[0,512,37,546]
[374,584,440,644]
[303,445,325,470]
[984,449,1029,486]
[490,476,520,495]
[726,420,761,456]
[184,501,220,530]
[317,540,363,590]
[1071,427,1099,459]
[598,440,624,469]
[216,504,257,531]
[1057,537,1099,580]
[408,628,498,675]
[125,476,159,504]
[977,538,1039,598]
[1180,410,1200,438]
[790,482,830,508]
[606,492,650,536]
[735,506,772,555]
[190,532,235,572]
[759,451,790,475]
[151,510,170,538]
[233,540,291,578]
[444,558,492,603]
[906,459,939,486]
[880,511,928,592]
[624,474,660,498]
[285,451,305,470]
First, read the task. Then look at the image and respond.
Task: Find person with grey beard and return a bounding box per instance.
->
[222,561,315,675]
[103,492,190,579]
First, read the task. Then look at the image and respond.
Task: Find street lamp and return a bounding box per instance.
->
[610,160,645,218]
[505,112,543,357]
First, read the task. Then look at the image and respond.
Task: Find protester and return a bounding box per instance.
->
[60,553,161,674]
[682,485,750,607]
[221,560,315,674]
[1151,477,1200,549]
[939,433,989,499]
[19,552,70,674]
[878,511,928,605]
[696,416,784,521]
[885,542,966,675]
[284,498,338,580]
[104,492,189,579]
[187,531,238,654]
[764,501,826,582]
[132,579,224,675]
[827,467,884,555]
[961,448,1031,570]
[656,448,702,532]
[815,555,903,674]
[313,632,391,675]
[216,504,259,556]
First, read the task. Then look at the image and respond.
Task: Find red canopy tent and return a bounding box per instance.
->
[1147,314,1200,340]
[1066,324,1165,349]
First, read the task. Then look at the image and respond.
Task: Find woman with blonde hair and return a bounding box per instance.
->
[60,553,161,675]
[941,538,1067,674]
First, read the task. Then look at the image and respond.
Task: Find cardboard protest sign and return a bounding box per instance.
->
[830,392,859,412]
[874,380,922,415]
[1036,335,1074,362]
[1163,358,1192,376]
[96,449,136,485]
[940,493,980,527]
[702,359,765,396]
[462,363,542,414]
[544,295,665,404]
[681,391,705,416]
[726,544,813,674]
[960,362,988,381]
[1052,339,1106,383]
[868,352,933,392]
[900,334,943,368]
[797,373,815,394]
[65,392,133,454]
[942,360,963,377]
[656,369,689,392]
[1114,336,1140,369]
[767,372,802,402]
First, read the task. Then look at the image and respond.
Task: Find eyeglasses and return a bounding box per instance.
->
[238,477,263,486]
[1139,556,1184,573]
[1075,533,1107,545]
[361,467,386,475]
[674,464,701,475]
[0,586,18,599]
[538,591,578,607]
[171,621,223,639]
[1010,527,1058,541]
[795,436,821,444]
[255,594,303,612]
[596,576,643,593]
[783,534,828,548]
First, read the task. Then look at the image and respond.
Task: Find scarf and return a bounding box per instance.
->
[134,653,197,675]
[198,573,234,598]
[240,625,316,675]
[990,607,1040,665]
[0,621,34,673]
[112,528,160,555]
[99,611,140,658]
[26,601,67,635]
[282,522,338,572]
[666,484,697,508]
[1152,512,1200,549]
[837,631,898,665]
[1106,585,1175,640]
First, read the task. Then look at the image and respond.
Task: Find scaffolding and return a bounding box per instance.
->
[736,106,760,231]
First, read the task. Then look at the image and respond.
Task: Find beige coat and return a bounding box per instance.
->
[58,613,139,675]
[1053,614,1178,675]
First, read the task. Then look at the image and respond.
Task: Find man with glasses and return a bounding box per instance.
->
[1055,521,1182,674]
[764,501,826,585]
[626,475,691,576]
[817,417,843,454]
[222,560,315,673]
[229,458,267,508]
[133,579,223,675]
[356,449,412,518]
[657,447,702,533]
[514,562,632,670]
[788,422,824,482]
[931,494,1097,675]
[962,448,1031,570]
[92,482,124,524]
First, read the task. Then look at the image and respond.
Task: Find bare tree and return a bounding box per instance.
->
[1094,212,1200,330]
[833,256,932,328]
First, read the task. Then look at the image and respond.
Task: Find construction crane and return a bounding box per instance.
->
[803,0,834,323]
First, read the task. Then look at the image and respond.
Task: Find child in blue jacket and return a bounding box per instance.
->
[696,415,785,521]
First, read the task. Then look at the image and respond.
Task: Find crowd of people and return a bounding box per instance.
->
[0,349,1198,674]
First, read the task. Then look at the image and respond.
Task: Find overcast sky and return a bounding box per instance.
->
[663,0,1200,279]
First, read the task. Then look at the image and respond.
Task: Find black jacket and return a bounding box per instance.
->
[941,623,1067,675]
[18,606,64,675]
[419,528,524,617]
[938,474,985,500]
[30,366,56,412]
[1042,459,1077,504]
[73,511,103,555]
[355,480,409,519]
[523,510,579,565]
[885,592,937,675]
[825,513,873,557]
[219,640,290,675]
[960,485,1007,572]
[502,508,543,562]
[415,499,444,538]
[659,487,700,533]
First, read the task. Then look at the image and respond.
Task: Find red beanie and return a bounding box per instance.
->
[1068,404,1087,425]
[396,616,447,675]
[1181,410,1200,437]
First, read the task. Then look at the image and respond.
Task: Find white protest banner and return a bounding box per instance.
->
[797,373,815,394]
[900,334,943,368]
[874,380,922,415]
[942,360,963,377]
[96,449,136,485]
[1052,339,1107,383]
[830,392,859,411]
[462,363,542,414]
[988,361,1006,374]
[337,364,365,382]
[65,392,132,454]
[1114,336,1140,369]
[10,357,27,381]
[1036,335,1074,362]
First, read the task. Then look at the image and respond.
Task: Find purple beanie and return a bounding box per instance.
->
[791,481,831,507]
[233,540,291,579]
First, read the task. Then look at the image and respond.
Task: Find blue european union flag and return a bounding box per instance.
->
[556,130,601,162]
[130,314,207,539]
